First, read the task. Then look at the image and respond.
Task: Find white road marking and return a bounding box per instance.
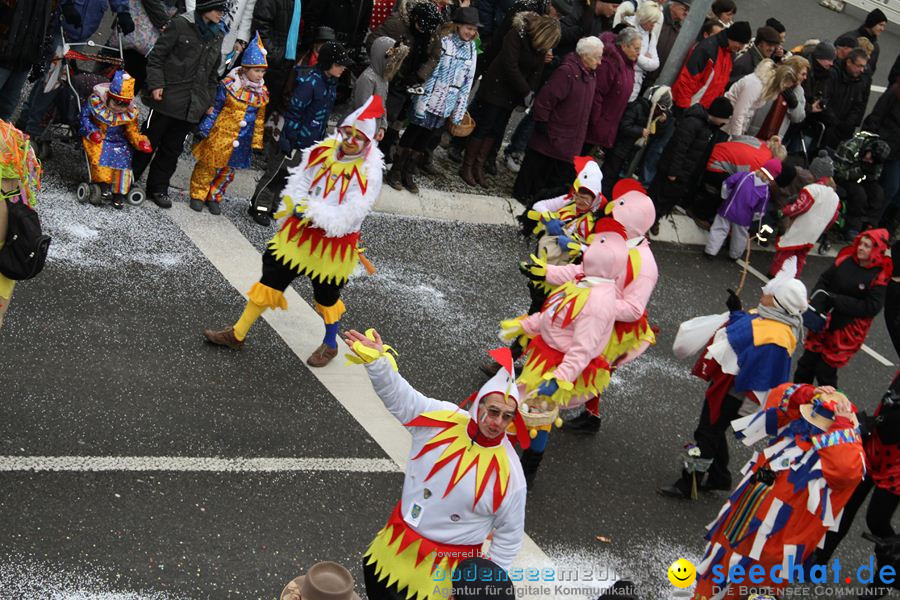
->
[164,204,558,598]
[872,85,887,94]
[0,456,401,473]
[737,259,895,367]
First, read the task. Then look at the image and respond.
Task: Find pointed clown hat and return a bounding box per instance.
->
[470,348,531,449]
[242,31,269,68]
[341,94,385,142]
[108,70,136,103]
[571,156,604,210]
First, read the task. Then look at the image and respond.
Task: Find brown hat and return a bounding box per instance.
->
[755,26,781,45]
[279,562,362,600]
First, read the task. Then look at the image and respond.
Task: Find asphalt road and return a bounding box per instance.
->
[0,140,895,600]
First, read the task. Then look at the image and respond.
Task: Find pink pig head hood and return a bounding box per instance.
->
[606,190,656,238]
[582,219,628,279]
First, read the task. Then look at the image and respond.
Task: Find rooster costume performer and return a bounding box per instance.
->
[692,383,865,600]
[203,96,384,367]
[502,220,628,487]
[541,185,659,432]
[79,70,152,209]
[344,330,527,600]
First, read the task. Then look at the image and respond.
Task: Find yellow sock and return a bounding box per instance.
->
[233,300,266,341]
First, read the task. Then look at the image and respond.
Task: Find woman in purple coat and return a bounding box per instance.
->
[584,27,641,155]
[512,36,603,206]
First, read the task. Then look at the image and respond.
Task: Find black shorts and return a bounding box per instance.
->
[259,248,344,306]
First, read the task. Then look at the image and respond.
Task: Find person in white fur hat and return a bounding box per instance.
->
[660,258,809,499]
[203,95,385,367]
[343,329,528,600]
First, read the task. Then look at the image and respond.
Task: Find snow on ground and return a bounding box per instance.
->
[0,555,182,600]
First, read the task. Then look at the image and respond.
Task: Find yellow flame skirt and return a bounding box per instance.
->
[364,503,482,600]
[605,312,656,363]
[518,335,612,406]
[267,215,360,285]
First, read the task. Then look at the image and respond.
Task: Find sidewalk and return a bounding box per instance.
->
[168,160,840,258]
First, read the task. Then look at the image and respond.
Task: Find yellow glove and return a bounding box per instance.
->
[499,316,527,342]
[344,328,399,371]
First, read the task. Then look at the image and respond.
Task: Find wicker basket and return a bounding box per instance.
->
[519,403,560,429]
[448,112,475,137]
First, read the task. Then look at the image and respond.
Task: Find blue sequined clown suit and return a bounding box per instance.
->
[79,72,150,195]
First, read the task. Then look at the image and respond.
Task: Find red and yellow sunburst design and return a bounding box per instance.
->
[268,214,361,284]
[518,335,611,405]
[306,139,367,204]
[544,281,591,329]
[364,504,482,600]
[406,410,510,512]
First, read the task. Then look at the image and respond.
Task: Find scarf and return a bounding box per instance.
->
[757,304,805,346]
[194,11,225,41]
[285,0,302,61]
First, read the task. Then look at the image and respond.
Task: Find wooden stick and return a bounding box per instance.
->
[735,236,753,295]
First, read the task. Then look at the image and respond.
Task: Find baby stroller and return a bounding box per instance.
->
[49,22,145,207]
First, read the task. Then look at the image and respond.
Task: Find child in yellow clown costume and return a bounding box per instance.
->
[203,95,385,367]
[501,219,629,488]
[79,70,152,209]
[189,32,269,215]
[342,329,528,600]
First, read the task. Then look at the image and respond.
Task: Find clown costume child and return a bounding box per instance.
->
[190,31,269,215]
[203,96,385,367]
[79,70,152,209]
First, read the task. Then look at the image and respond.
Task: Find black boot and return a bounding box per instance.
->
[483,147,498,176]
[385,147,407,191]
[402,150,420,194]
[419,148,439,175]
[658,471,693,500]
[520,448,544,491]
[562,411,601,434]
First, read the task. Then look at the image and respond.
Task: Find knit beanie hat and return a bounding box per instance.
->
[766,17,786,34]
[196,0,228,11]
[727,21,752,44]
[774,162,796,187]
[809,150,835,179]
[835,34,859,49]
[708,96,733,119]
[599,580,641,600]
[865,8,888,29]
[813,41,836,61]
[761,158,783,180]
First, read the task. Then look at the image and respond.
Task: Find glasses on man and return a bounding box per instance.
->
[109,97,130,108]
[485,406,517,422]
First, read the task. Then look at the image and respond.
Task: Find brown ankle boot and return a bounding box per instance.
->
[459,137,480,186]
[203,327,244,350]
[473,137,494,188]
[307,343,338,367]
[385,148,407,191]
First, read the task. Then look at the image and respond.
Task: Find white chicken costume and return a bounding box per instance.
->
[356,345,528,600]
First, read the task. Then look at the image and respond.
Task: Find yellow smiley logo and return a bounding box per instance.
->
[667,558,697,588]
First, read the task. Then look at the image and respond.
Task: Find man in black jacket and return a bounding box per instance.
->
[649,96,731,233]
[0,0,58,121]
[728,25,780,86]
[838,8,887,75]
[253,0,303,113]
[133,1,224,208]
[820,48,870,151]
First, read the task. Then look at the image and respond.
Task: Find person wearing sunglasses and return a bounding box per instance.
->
[343,329,528,600]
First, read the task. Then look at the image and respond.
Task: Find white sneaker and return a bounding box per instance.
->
[505,152,523,173]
